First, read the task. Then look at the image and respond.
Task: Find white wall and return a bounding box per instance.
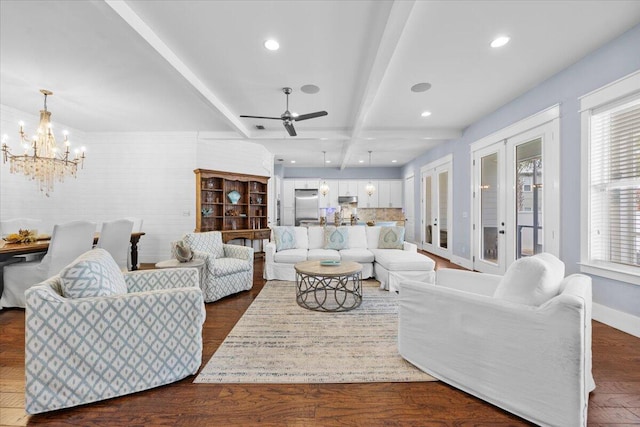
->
[1,105,274,263]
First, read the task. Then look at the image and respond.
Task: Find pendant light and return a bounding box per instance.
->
[365,151,375,196]
[319,151,330,196]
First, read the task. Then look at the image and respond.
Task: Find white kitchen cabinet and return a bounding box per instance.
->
[358,180,379,208]
[377,180,403,207]
[294,180,319,190]
[339,180,358,197]
[283,207,295,226]
[388,180,403,207]
[283,180,296,208]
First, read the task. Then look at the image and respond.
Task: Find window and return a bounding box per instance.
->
[581,71,640,285]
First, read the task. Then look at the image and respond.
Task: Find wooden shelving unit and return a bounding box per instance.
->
[195,169,270,243]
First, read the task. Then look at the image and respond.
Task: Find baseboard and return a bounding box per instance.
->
[450,255,473,271]
[592,303,640,338]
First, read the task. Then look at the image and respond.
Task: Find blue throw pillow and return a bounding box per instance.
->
[324,226,349,250]
[378,226,405,249]
[273,226,297,251]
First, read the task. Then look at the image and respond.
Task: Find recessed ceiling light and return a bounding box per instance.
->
[359,160,364,163]
[301,84,320,94]
[391,160,397,163]
[264,39,280,51]
[325,160,331,164]
[490,36,510,48]
[320,137,328,140]
[411,82,432,93]
[421,111,432,117]
[290,160,296,164]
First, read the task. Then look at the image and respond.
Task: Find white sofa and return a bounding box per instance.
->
[398,253,595,427]
[264,226,435,289]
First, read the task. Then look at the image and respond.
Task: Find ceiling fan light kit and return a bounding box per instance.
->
[240,87,327,136]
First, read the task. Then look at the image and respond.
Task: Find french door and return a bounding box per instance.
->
[404,175,415,243]
[421,155,452,259]
[472,120,559,274]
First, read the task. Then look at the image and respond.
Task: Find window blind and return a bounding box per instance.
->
[589,96,640,268]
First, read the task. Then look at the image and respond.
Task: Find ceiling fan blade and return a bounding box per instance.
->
[294,111,328,121]
[283,121,297,136]
[240,115,282,120]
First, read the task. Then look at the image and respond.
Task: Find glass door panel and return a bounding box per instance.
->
[438,171,448,249]
[515,138,543,258]
[421,155,452,258]
[481,153,499,263]
[425,175,433,245]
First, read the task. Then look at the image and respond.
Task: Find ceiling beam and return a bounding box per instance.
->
[340,0,416,170]
[104,0,251,138]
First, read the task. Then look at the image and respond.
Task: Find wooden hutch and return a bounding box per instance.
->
[194,169,271,243]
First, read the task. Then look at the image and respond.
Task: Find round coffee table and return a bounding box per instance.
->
[294,260,363,312]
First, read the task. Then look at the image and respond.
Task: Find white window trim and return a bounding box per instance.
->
[579,70,640,286]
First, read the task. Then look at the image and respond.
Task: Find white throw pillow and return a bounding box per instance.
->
[60,248,128,299]
[493,254,564,306]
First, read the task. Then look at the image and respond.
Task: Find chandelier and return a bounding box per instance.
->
[365,151,376,196]
[319,151,330,196]
[1,89,85,196]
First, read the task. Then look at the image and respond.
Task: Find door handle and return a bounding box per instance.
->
[499,230,505,234]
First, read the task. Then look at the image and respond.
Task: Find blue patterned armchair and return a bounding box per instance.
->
[177,231,254,303]
[24,249,205,414]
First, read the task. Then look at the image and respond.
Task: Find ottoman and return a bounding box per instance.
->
[371,249,436,291]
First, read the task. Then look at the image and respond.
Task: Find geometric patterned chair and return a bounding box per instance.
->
[24,249,205,414]
[178,231,253,303]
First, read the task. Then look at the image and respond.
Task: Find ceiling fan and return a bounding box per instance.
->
[240,87,327,136]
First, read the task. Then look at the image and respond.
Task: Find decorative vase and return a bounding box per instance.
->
[227,190,241,204]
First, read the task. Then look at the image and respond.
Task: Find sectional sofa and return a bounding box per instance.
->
[264,225,435,290]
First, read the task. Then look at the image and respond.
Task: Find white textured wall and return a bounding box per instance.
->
[1,105,274,263]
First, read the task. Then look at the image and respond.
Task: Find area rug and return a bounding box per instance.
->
[194,280,435,384]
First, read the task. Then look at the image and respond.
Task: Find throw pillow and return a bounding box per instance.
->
[493,254,564,306]
[273,226,297,251]
[378,226,405,249]
[324,226,349,250]
[175,241,193,262]
[60,248,128,299]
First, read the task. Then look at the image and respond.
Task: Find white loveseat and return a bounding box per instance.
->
[398,253,595,426]
[264,225,435,289]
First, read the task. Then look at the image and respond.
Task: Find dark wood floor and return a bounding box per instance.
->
[1,253,639,426]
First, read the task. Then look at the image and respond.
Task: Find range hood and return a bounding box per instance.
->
[338,196,358,204]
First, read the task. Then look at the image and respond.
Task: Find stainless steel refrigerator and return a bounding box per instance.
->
[295,189,319,226]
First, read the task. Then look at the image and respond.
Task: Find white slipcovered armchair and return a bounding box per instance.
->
[24,249,205,414]
[178,231,253,303]
[398,253,594,427]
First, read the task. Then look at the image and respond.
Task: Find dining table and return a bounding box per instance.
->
[0,232,146,270]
